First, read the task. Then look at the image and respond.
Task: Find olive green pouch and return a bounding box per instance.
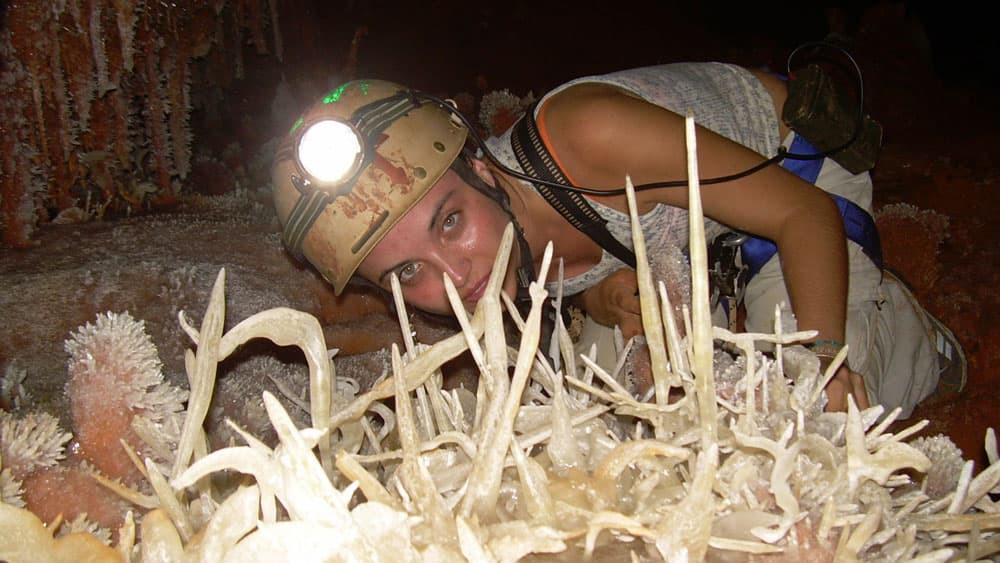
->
[782,63,883,174]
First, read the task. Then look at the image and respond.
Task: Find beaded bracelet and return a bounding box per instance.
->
[809,340,844,360]
[809,340,847,370]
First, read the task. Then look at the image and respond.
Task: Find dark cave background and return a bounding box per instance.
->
[204,1,1000,156]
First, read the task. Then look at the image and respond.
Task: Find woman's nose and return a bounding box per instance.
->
[436,253,470,287]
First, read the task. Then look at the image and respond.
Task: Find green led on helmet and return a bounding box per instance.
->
[322,81,370,104]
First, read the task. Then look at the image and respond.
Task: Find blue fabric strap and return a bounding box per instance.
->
[782,133,824,184]
[740,135,884,278]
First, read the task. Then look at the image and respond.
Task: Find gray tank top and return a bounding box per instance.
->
[484,63,781,295]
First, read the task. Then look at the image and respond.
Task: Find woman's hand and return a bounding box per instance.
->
[823,364,870,412]
[575,268,644,339]
[578,266,867,412]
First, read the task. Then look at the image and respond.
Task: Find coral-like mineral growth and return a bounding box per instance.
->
[478,89,536,137]
[874,202,950,294]
[65,311,187,485]
[20,463,136,541]
[0,411,72,507]
[0,411,72,481]
[911,434,966,499]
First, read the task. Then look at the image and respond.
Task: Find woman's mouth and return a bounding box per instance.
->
[464,274,489,304]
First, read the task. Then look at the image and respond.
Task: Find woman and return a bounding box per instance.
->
[271,63,962,416]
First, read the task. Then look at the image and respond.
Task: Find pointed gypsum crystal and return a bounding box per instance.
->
[173,268,226,479]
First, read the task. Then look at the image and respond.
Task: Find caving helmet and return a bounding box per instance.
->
[271,79,468,294]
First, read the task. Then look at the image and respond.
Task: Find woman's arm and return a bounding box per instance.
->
[543,83,868,409]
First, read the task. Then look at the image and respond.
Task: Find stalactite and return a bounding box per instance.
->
[234,0,246,79]
[7,3,49,173]
[142,22,173,196]
[343,26,368,83]
[89,0,114,97]
[80,95,117,213]
[101,4,131,187]
[100,16,131,177]
[247,0,269,55]
[1,23,36,247]
[7,143,46,248]
[111,88,132,174]
[104,6,123,86]
[26,60,50,186]
[167,49,193,180]
[270,0,283,62]
[63,0,83,26]
[111,0,139,73]
[0,148,31,248]
[47,12,79,210]
[62,2,97,139]
[207,17,232,90]
[186,4,218,58]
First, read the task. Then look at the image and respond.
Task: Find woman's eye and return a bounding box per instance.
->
[398,262,421,284]
[442,211,459,230]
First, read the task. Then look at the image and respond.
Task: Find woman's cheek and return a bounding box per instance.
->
[409,282,452,316]
[455,222,482,254]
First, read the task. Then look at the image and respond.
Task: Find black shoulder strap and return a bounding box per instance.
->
[510,105,637,269]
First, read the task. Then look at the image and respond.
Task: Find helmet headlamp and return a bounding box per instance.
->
[273,80,470,294]
[295,119,364,186]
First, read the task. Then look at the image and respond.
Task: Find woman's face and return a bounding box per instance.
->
[357,162,519,315]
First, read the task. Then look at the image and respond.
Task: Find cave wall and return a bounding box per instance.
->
[0,0,293,247]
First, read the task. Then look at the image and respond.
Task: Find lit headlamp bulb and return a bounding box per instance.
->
[296,119,364,184]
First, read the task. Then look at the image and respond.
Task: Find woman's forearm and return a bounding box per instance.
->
[775,195,849,345]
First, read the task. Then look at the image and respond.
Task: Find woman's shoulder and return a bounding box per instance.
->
[539,76,689,166]
[540,80,675,144]
[537,61,757,130]
[543,80,636,118]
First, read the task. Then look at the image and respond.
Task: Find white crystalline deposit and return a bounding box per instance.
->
[3,118,996,562]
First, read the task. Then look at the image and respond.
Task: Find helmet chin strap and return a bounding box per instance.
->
[450,157,537,307]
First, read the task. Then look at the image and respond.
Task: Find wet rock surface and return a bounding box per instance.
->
[0,188,462,446]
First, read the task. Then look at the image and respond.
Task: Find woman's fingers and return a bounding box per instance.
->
[850,371,870,410]
[824,376,849,412]
[618,313,643,340]
[823,366,870,412]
